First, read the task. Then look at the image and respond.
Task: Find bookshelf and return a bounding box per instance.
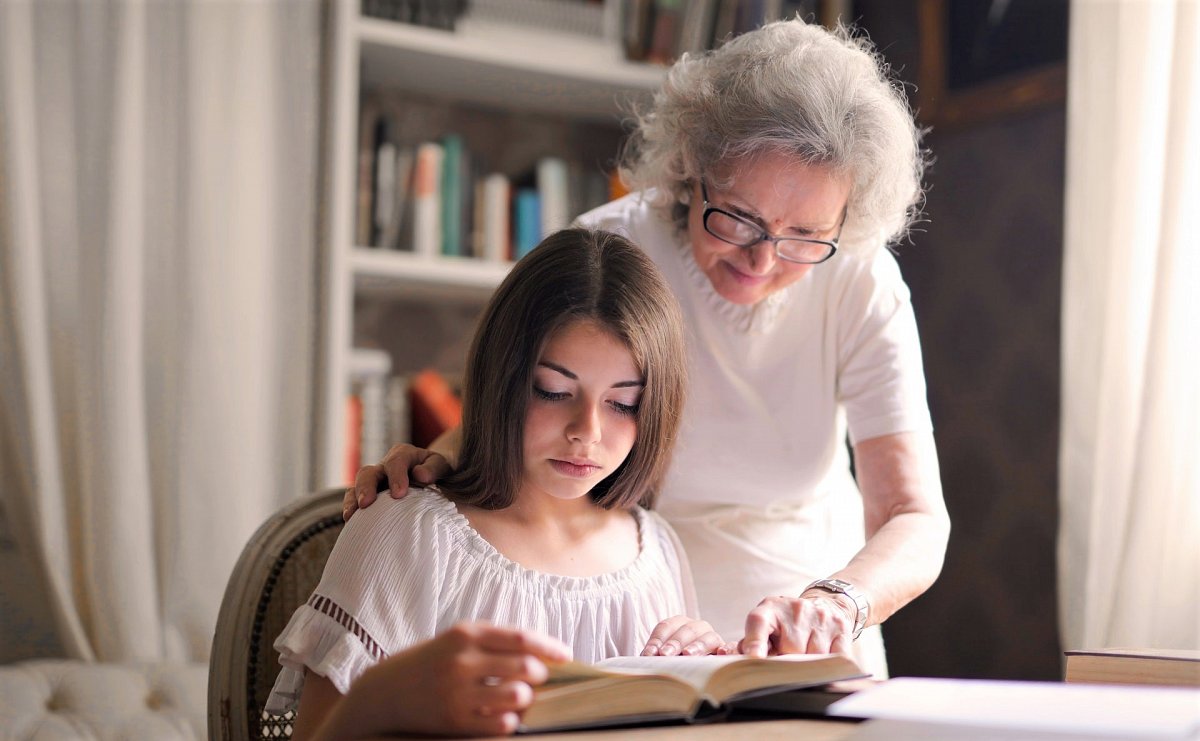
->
[315,1,666,488]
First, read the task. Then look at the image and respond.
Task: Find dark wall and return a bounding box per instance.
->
[856,2,1065,680]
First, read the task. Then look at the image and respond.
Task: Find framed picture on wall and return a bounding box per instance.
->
[916,0,1069,130]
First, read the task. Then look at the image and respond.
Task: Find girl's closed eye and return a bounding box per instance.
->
[609,397,640,416]
[533,386,569,401]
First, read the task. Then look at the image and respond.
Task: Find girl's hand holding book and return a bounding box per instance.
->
[321,622,571,739]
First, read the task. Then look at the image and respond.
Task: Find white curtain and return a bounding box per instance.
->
[1059,0,1200,651]
[0,0,320,662]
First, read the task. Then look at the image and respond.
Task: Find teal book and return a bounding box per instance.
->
[440,134,464,256]
[514,189,541,259]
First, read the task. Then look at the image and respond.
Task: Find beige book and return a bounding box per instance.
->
[519,653,866,733]
[1064,647,1200,687]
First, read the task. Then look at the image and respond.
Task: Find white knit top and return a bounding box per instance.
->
[265,488,697,711]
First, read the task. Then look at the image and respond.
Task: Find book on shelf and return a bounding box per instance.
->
[678,0,719,56]
[348,347,393,479]
[362,0,468,31]
[1064,648,1200,687]
[379,145,415,252]
[344,395,362,486]
[519,652,866,732]
[411,142,444,257]
[478,172,512,262]
[536,156,570,238]
[513,188,541,259]
[409,368,462,448]
[646,0,685,65]
[440,134,466,257]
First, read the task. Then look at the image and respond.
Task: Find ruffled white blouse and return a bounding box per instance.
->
[265,488,697,712]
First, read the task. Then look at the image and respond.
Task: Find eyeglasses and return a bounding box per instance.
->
[700,180,843,265]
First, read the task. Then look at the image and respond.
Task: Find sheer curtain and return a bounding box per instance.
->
[0,1,320,662]
[1059,1,1199,651]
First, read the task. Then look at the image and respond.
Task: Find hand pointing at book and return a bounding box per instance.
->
[739,593,857,658]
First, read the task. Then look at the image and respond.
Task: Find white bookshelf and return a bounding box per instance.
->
[315,1,666,488]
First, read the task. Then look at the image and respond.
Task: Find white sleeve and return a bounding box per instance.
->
[835,251,934,445]
[266,494,446,707]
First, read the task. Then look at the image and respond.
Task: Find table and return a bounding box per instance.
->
[394,718,859,740]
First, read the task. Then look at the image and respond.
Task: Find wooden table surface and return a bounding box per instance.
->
[389,718,860,740]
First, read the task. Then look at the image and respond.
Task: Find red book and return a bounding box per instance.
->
[408,369,462,449]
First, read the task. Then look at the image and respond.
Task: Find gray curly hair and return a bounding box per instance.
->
[619,19,927,256]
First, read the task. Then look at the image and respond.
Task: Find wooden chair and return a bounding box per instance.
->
[208,489,346,740]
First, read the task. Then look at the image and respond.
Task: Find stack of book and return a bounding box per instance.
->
[621,0,824,64]
[357,111,617,261]
[344,361,463,485]
[1064,648,1200,688]
[361,0,469,31]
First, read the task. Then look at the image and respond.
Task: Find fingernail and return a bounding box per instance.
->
[682,644,699,656]
[661,643,679,656]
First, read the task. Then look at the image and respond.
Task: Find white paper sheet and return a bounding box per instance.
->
[829,677,1200,739]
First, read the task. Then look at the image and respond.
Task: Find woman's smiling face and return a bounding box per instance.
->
[520,319,643,505]
[686,154,851,305]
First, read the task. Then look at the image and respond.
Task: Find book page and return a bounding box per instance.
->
[594,653,854,696]
[595,654,743,691]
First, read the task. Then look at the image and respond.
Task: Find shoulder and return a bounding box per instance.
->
[338,487,457,548]
[822,248,911,314]
[576,191,676,242]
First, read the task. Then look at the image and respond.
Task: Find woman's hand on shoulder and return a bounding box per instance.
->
[640,616,728,657]
[344,443,451,520]
[738,593,856,658]
[334,622,571,738]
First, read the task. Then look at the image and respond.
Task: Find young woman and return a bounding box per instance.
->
[266,229,722,738]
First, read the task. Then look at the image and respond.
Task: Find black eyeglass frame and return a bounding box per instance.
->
[700,180,844,265]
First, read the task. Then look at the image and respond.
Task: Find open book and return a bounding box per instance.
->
[519,653,866,732]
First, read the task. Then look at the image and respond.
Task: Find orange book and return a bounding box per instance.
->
[408,369,462,448]
[344,394,363,485]
[608,169,630,202]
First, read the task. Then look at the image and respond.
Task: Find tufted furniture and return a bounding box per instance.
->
[208,489,345,740]
[0,659,208,740]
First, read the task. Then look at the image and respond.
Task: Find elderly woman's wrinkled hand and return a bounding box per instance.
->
[343,443,450,520]
[738,594,856,658]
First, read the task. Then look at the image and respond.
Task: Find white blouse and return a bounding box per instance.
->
[265,488,697,711]
[578,192,934,678]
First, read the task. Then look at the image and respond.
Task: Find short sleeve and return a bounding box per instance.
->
[835,251,933,445]
[265,492,449,710]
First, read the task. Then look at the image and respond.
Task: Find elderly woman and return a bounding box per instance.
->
[349,19,949,678]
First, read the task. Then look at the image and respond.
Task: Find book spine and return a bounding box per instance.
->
[481,173,512,263]
[344,394,362,485]
[411,142,444,257]
[537,156,570,237]
[440,134,465,257]
[514,188,541,259]
[408,369,463,449]
[381,145,415,251]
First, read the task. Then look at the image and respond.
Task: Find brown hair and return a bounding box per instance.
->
[440,228,686,511]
